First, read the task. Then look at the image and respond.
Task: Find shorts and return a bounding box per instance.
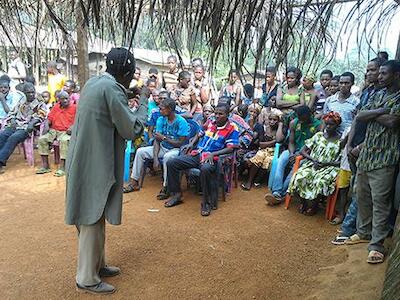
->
[338,169,352,189]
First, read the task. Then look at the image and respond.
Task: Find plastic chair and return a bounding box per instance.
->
[284,155,304,209]
[186,150,238,203]
[268,143,281,189]
[284,155,340,221]
[325,179,340,221]
[123,140,133,183]
[21,122,45,167]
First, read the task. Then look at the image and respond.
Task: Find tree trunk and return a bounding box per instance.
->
[381,209,400,300]
[75,3,89,86]
[396,30,400,60]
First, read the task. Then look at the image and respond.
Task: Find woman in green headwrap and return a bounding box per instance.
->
[302,73,317,111]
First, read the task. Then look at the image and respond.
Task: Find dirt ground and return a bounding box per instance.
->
[0,152,387,300]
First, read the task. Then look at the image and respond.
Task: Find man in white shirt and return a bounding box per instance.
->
[7,51,26,90]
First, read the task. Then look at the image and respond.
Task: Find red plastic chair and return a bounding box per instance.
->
[284,155,304,209]
[284,155,339,221]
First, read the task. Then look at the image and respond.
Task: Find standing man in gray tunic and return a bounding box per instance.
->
[65,48,147,295]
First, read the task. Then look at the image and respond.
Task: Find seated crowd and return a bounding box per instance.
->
[1,51,400,265]
[0,60,80,175]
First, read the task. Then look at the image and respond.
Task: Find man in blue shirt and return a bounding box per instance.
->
[0,78,25,121]
[147,89,192,144]
[164,103,240,216]
[323,72,359,134]
[124,98,189,196]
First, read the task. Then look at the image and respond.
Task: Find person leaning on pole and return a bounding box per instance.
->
[65,47,148,295]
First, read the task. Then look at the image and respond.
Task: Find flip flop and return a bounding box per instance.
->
[36,167,51,174]
[164,195,183,208]
[331,236,350,245]
[367,250,384,264]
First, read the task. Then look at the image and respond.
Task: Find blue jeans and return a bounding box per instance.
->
[0,128,28,165]
[341,197,358,237]
[271,150,293,197]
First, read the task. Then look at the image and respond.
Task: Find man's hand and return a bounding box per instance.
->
[26,125,34,133]
[154,132,165,142]
[378,107,391,115]
[202,153,214,165]
[350,146,361,158]
[153,158,160,171]
[181,144,193,155]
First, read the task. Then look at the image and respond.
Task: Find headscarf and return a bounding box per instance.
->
[322,111,342,125]
[269,108,283,121]
[304,73,317,83]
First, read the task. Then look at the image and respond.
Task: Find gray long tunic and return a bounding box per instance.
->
[65,73,147,225]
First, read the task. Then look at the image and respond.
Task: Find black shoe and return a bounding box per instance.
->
[99,265,121,277]
[76,281,116,295]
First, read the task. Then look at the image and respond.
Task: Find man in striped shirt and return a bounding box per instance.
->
[164,103,239,216]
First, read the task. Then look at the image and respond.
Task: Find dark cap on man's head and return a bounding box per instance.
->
[106,47,136,76]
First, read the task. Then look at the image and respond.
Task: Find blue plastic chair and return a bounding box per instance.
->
[268,143,281,189]
[123,140,133,183]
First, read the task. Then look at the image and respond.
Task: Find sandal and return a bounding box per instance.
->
[264,194,282,206]
[303,200,318,216]
[329,216,343,226]
[123,183,140,193]
[344,234,370,245]
[164,195,183,208]
[201,210,211,217]
[36,167,51,174]
[157,186,170,200]
[54,169,65,177]
[241,183,251,191]
[367,250,385,264]
[298,200,307,214]
[331,236,350,245]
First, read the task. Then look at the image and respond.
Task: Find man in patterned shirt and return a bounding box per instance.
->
[164,103,239,216]
[352,60,400,264]
[0,82,47,173]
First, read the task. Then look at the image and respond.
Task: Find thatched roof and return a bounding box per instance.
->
[1,0,399,74]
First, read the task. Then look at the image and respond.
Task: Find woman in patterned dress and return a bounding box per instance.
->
[288,112,343,215]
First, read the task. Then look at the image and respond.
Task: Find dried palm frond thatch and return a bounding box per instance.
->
[0,0,399,84]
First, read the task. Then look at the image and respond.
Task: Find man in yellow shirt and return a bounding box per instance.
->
[47,61,67,104]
